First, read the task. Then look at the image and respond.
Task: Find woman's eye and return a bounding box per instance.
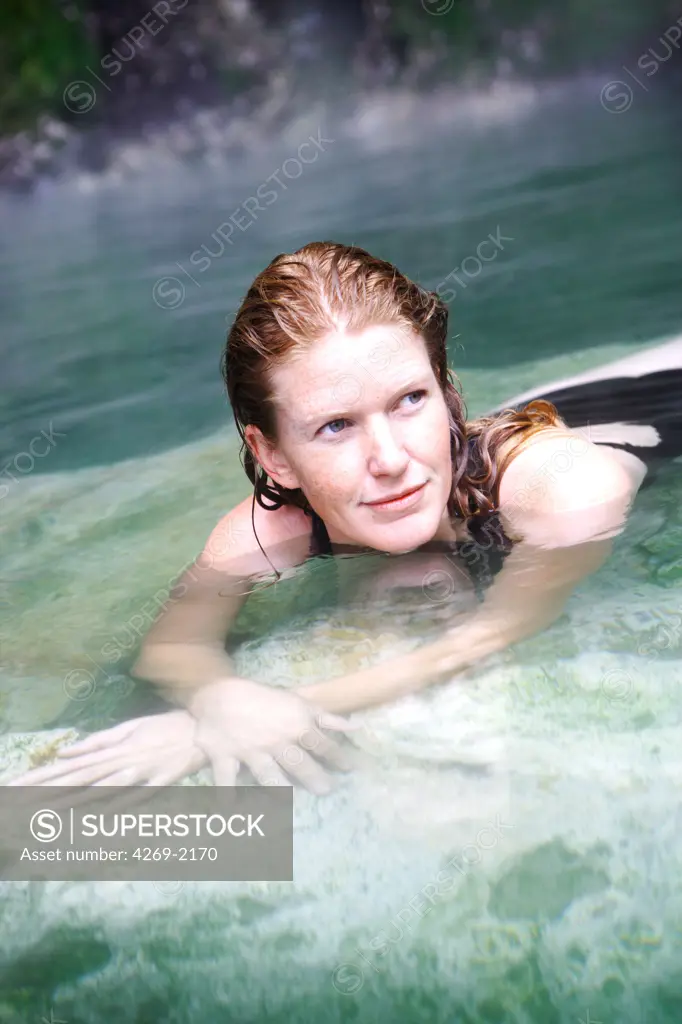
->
[320,418,348,436]
[401,389,427,406]
[318,392,426,436]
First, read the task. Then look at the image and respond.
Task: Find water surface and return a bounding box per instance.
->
[1,81,681,1024]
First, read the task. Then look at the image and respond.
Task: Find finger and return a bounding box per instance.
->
[145,768,184,786]
[145,750,206,787]
[30,751,145,788]
[304,734,359,772]
[10,763,112,787]
[183,748,209,779]
[92,767,140,787]
[7,764,64,786]
[210,752,241,786]
[7,754,118,786]
[18,745,137,780]
[57,720,141,757]
[242,754,292,788]
[60,747,135,770]
[276,748,332,796]
[315,711,362,733]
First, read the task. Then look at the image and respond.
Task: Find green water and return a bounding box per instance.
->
[1,81,682,1023]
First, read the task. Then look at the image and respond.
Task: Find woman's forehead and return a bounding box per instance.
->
[267,328,435,435]
[271,325,430,394]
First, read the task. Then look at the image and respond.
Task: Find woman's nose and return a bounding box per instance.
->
[366,418,409,475]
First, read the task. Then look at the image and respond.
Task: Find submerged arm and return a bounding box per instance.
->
[11,505,353,792]
[129,512,354,790]
[131,559,249,703]
[296,434,643,715]
[131,506,310,705]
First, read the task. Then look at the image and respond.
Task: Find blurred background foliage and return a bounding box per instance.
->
[1,0,681,137]
[0,0,94,133]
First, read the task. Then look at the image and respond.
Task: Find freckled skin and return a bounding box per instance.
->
[246,326,455,555]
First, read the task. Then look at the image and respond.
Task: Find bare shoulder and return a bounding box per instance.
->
[497,426,642,544]
[201,496,312,575]
[499,427,640,502]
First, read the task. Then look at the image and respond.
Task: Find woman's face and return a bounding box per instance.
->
[250,325,454,554]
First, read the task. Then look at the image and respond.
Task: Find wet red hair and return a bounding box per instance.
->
[222,240,562,528]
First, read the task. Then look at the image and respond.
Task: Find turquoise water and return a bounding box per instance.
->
[1,80,682,1022]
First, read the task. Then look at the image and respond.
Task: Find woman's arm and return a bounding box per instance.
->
[132,500,355,789]
[131,497,309,700]
[296,432,643,714]
[11,499,355,792]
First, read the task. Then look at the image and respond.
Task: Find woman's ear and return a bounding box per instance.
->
[244,424,301,491]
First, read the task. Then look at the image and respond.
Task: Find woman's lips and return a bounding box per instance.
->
[363,482,427,512]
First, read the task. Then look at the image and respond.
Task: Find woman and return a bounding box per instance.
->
[11,241,647,792]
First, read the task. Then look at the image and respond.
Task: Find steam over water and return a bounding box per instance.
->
[1,81,681,1023]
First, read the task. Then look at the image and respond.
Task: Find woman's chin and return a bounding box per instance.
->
[365,513,441,555]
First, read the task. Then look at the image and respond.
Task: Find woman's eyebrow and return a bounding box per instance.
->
[295,373,433,429]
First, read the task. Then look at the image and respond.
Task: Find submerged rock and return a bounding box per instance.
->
[0,729,79,785]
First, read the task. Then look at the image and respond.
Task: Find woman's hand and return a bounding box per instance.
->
[7,680,357,794]
[7,710,206,787]
[190,676,357,794]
